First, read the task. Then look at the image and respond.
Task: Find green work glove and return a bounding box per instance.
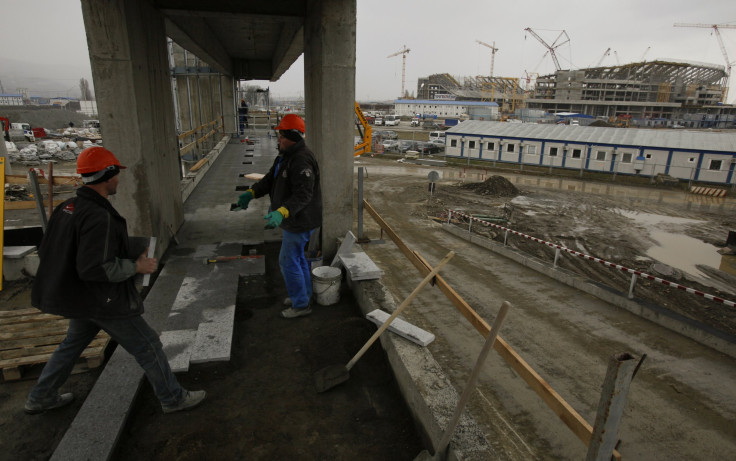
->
[237,190,254,209]
[263,208,287,229]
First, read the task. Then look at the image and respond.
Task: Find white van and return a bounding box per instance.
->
[384,115,400,126]
[429,131,445,142]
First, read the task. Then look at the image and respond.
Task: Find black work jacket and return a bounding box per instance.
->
[31,187,143,319]
[251,139,322,233]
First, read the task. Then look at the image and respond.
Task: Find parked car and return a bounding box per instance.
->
[374,117,384,126]
[422,120,441,130]
[382,139,399,151]
[378,130,398,140]
[396,140,420,153]
[410,118,420,127]
[418,141,443,155]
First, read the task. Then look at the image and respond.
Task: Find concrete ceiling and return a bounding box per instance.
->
[155,1,306,81]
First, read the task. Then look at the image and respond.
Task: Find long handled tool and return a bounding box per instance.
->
[314,251,455,393]
[203,254,263,265]
[415,301,511,461]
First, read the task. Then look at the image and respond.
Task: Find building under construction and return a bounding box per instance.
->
[416,61,736,128]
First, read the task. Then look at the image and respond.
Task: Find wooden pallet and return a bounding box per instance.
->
[0,308,110,381]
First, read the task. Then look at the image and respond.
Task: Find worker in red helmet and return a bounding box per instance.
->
[25,146,206,415]
[236,114,323,318]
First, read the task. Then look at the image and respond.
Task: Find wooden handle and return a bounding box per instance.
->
[346,251,455,371]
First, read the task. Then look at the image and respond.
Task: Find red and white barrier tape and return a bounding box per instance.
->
[448,209,736,308]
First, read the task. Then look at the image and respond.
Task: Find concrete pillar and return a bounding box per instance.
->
[221,75,236,134]
[80,0,182,255]
[304,0,356,260]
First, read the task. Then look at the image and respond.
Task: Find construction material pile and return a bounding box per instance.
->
[459,175,519,197]
[5,140,94,166]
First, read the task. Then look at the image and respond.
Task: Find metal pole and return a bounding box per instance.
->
[358,167,365,240]
[28,170,48,231]
[628,273,638,299]
[553,247,561,268]
[586,353,638,461]
[48,162,54,218]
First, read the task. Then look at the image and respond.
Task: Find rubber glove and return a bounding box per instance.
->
[264,207,289,229]
[237,190,254,210]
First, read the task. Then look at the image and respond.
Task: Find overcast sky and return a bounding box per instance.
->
[2,1,736,102]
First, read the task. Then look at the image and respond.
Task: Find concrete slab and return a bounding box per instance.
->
[366,308,435,347]
[161,329,197,372]
[3,245,36,258]
[190,305,236,363]
[340,251,382,280]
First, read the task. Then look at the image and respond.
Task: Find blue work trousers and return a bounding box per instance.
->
[27,316,183,407]
[279,229,314,309]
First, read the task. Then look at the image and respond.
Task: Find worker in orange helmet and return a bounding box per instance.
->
[25,146,206,415]
[236,114,323,318]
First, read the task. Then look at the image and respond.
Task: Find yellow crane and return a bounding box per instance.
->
[674,23,736,102]
[354,102,372,157]
[387,45,410,98]
[476,39,499,77]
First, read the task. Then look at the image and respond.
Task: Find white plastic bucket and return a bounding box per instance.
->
[312,266,342,306]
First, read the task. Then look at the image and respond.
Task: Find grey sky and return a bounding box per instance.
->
[2,1,736,102]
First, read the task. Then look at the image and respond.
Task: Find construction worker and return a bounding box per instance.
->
[236,114,322,318]
[24,146,205,415]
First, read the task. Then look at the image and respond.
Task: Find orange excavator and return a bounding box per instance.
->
[354,102,372,157]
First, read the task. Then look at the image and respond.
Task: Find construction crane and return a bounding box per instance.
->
[613,50,620,66]
[524,28,570,71]
[640,46,651,62]
[387,45,410,98]
[0,78,4,93]
[596,48,611,67]
[674,23,736,102]
[476,39,499,77]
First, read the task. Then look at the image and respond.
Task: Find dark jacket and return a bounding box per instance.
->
[31,187,143,319]
[251,139,322,233]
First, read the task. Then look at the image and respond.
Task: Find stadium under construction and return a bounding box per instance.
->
[414,60,735,129]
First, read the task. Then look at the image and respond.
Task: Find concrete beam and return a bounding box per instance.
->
[164,17,233,76]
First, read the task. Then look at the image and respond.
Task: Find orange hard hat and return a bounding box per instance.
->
[76,146,126,174]
[274,114,305,134]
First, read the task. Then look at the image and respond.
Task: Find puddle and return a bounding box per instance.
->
[647,231,723,279]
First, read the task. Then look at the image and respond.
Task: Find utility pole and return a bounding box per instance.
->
[476,40,499,77]
[387,45,410,98]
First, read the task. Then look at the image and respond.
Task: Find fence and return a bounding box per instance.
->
[447,209,736,309]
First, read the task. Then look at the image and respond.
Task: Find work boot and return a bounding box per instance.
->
[162,390,207,414]
[280,307,313,318]
[24,393,75,415]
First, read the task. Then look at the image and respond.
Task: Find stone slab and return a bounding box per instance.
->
[190,305,236,363]
[339,251,382,281]
[366,309,435,347]
[161,329,198,372]
[3,245,36,259]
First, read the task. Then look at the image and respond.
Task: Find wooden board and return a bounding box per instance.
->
[0,308,110,381]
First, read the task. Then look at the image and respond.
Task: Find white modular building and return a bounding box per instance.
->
[444,121,736,185]
[393,99,498,119]
[0,94,24,105]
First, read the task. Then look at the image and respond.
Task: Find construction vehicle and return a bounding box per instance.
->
[2,117,34,142]
[354,102,372,157]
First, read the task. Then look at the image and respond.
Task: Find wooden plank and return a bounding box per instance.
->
[0,337,109,360]
[0,308,42,317]
[4,199,65,210]
[363,199,621,460]
[5,174,80,186]
[0,313,62,326]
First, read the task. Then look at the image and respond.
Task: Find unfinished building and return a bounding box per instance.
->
[526,60,735,128]
[417,74,526,113]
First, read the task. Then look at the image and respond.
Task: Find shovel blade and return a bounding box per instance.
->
[314,365,350,393]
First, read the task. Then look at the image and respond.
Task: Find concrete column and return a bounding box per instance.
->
[172,43,192,134]
[221,75,236,134]
[304,0,356,260]
[80,0,182,255]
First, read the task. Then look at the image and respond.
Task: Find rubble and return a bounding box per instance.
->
[458,175,520,197]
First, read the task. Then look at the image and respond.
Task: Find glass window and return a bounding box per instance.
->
[450,139,457,147]
[507,144,515,153]
[487,142,495,150]
[549,147,559,157]
[526,145,537,154]
[621,153,633,163]
[468,141,476,149]
[596,150,606,161]
[571,149,582,159]
[688,157,696,163]
[709,159,723,170]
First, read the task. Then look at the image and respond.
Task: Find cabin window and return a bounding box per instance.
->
[487,142,495,150]
[549,147,559,157]
[621,153,633,163]
[708,159,723,171]
[450,139,457,147]
[596,150,606,161]
[468,141,476,149]
[526,145,537,154]
[506,144,515,153]
[571,148,582,159]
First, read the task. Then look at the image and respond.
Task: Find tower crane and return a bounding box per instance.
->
[387,45,410,98]
[674,23,736,102]
[640,46,651,62]
[476,39,499,77]
[524,28,570,71]
[596,48,611,67]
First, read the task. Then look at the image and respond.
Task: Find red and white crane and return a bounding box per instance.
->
[387,45,410,98]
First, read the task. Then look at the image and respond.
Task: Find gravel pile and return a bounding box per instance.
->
[459,175,519,197]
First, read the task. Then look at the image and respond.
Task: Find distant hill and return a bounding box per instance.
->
[0,57,94,99]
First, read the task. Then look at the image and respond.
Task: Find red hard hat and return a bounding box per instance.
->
[274,114,305,134]
[76,146,126,174]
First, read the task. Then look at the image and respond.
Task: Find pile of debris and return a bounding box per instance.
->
[4,184,33,201]
[4,139,96,166]
[459,175,520,197]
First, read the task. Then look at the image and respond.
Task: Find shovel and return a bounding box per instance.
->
[314,250,455,393]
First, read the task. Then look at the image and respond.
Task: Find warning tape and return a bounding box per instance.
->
[448,209,736,308]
